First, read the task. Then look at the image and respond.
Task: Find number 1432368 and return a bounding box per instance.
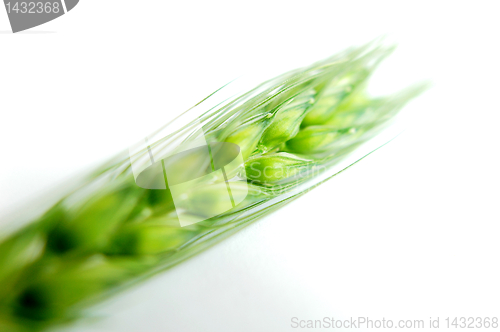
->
[5,2,60,14]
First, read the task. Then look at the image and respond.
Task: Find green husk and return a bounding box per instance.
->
[0,41,426,331]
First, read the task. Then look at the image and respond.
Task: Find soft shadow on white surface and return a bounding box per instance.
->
[0,30,56,34]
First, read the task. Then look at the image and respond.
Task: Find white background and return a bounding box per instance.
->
[1,1,499,331]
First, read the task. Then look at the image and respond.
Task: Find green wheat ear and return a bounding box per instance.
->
[0,41,427,331]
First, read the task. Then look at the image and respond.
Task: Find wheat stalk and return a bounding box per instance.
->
[0,42,426,331]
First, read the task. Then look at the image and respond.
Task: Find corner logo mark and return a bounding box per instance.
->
[128,123,248,227]
[3,0,79,33]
